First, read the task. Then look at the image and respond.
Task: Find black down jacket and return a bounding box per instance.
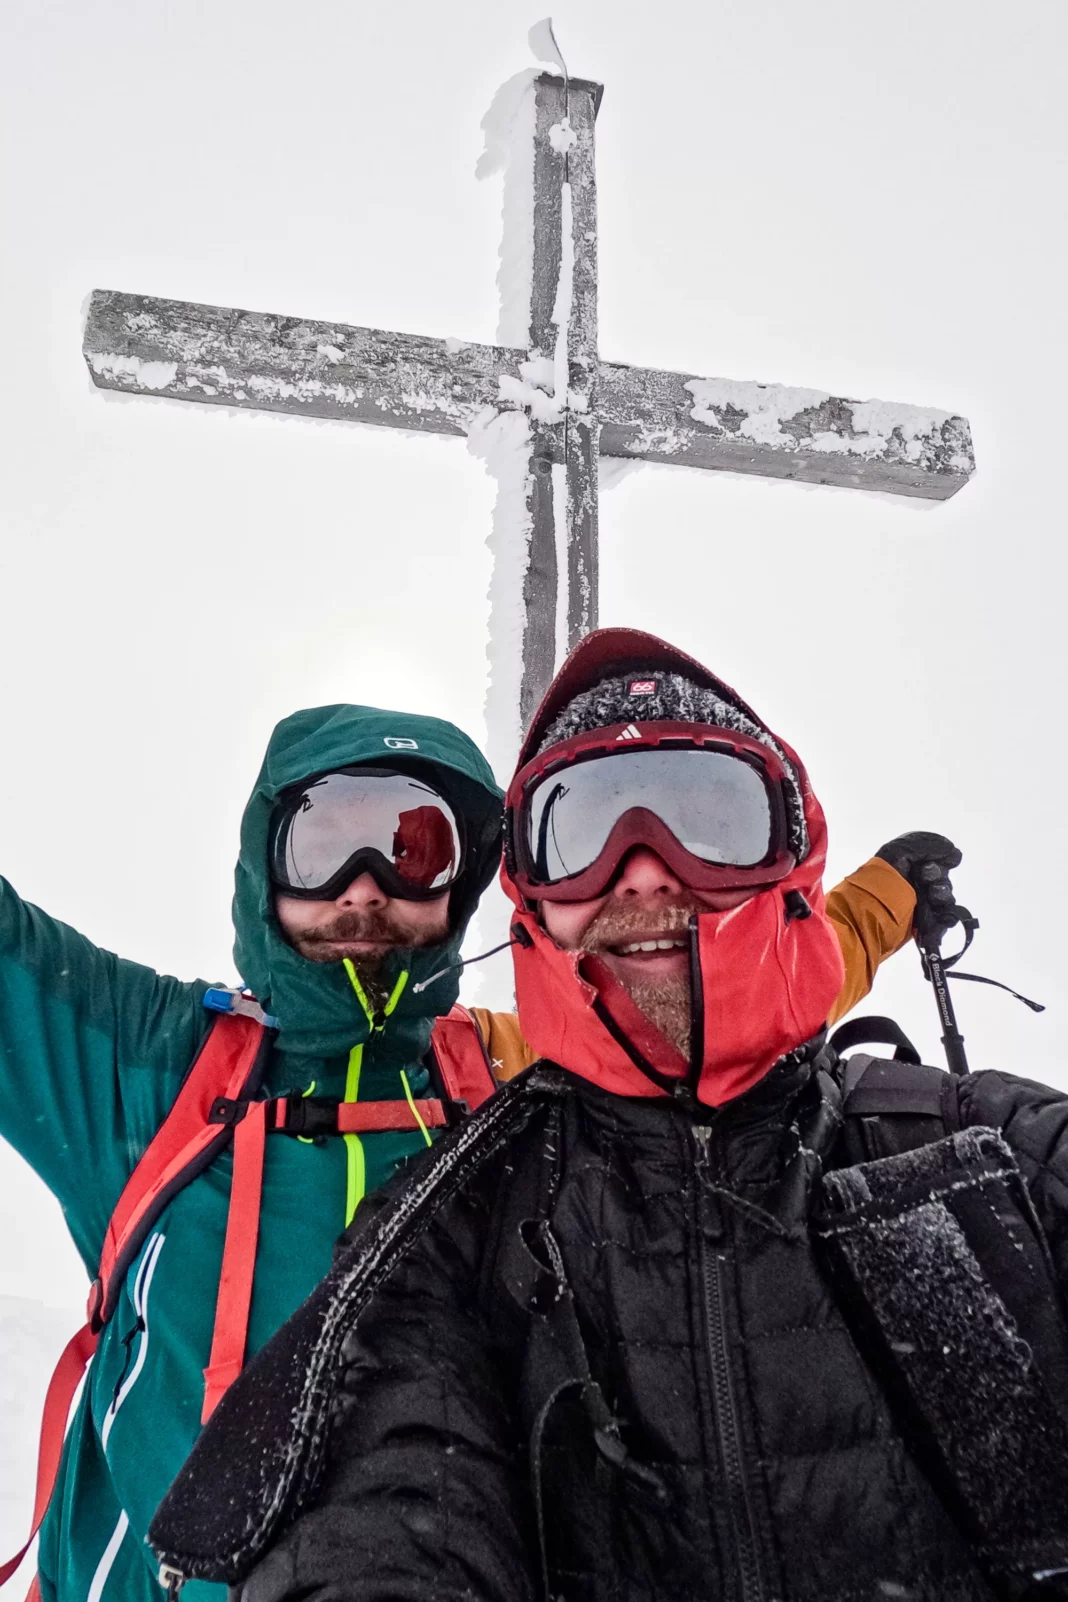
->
[151,1049,1068,1602]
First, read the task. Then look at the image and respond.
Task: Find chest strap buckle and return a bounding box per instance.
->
[273,1095,342,1138]
[271,1094,449,1137]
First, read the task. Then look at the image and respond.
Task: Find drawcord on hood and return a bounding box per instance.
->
[411,936,521,995]
[340,960,410,1226]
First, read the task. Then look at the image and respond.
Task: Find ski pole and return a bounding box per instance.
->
[919,934,970,1077]
[917,888,1043,1074]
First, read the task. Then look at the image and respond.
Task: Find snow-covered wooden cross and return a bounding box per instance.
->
[82,61,973,773]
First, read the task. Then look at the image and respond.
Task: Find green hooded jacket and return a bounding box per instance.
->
[0,704,501,1602]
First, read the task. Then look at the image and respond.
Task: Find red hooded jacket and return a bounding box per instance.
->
[503,628,846,1108]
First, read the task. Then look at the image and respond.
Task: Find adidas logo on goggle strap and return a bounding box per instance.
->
[616,724,642,741]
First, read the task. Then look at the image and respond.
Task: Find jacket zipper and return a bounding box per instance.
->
[101,1231,165,1452]
[341,962,410,1227]
[689,917,766,1597]
[686,915,704,1098]
[693,1127,767,1602]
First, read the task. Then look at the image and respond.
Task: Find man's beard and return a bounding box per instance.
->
[579,897,702,1058]
[290,910,437,1009]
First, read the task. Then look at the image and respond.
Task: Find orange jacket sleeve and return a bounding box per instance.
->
[473,857,916,1077]
[826,856,916,1025]
[468,1006,540,1083]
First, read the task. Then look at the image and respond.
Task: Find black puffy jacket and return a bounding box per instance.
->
[151,1047,1068,1602]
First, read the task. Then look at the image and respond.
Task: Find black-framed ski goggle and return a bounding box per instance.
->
[268,767,464,902]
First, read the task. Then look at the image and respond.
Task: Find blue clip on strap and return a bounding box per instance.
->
[202,988,278,1030]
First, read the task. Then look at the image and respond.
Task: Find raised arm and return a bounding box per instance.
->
[0,875,206,1265]
[237,1200,537,1602]
[150,1125,540,1602]
[826,834,965,1024]
[825,856,916,1023]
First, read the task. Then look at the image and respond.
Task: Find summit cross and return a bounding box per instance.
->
[82,68,974,757]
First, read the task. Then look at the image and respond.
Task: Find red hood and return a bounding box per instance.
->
[503,628,845,1107]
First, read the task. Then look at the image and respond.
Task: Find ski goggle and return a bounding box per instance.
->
[269,768,464,902]
[506,723,796,902]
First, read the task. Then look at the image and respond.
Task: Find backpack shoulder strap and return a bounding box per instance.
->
[837,1053,961,1167]
[91,1010,267,1329]
[494,1097,667,1588]
[817,1127,1068,1588]
[428,1005,498,1114]
[0,1325,98,1589]
[1,1010,269,1594]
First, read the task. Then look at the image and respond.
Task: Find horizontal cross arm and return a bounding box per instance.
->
[83,290,516,437]
[84,292,975,502]
[597,362,974,501]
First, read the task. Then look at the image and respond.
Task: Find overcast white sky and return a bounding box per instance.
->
[1,0,1065,1331]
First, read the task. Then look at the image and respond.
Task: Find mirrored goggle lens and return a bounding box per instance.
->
[524,748,773,883]
[275,772,462,893]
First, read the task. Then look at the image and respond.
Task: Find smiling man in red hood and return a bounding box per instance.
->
[151,631,1068,1602]
[502,626,847,1110]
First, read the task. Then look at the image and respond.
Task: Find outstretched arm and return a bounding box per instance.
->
[0,875,206,1265]
[233,1197,538,1602]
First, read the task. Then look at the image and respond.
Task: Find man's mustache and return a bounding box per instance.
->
[579,896,704,953]
[299,911,412,946]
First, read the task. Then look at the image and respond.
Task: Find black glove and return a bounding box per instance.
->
[875,831,963,947]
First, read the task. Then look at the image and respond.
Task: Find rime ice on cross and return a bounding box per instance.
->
[82,71,974,762]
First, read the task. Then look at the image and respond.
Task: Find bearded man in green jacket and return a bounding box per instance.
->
[0,702,503,1602]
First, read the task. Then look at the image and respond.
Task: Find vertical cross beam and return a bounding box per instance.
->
[520,74,603,728]
[559,78,600,653]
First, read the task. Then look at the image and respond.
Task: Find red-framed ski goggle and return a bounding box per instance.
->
[269,767,464,902]
[506,723,797,902]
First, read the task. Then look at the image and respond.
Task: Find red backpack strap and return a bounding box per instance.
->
[201,1098,268,1421]
[0,1324,98,1589]
[0,1012,268,1595]
[429,1005,497,1114]
[90,1012,266,1330]
[207,1010,497,1420]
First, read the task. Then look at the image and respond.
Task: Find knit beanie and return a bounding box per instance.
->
[536,669,809,861]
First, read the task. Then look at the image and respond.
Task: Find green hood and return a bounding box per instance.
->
[233,703,503,1060]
